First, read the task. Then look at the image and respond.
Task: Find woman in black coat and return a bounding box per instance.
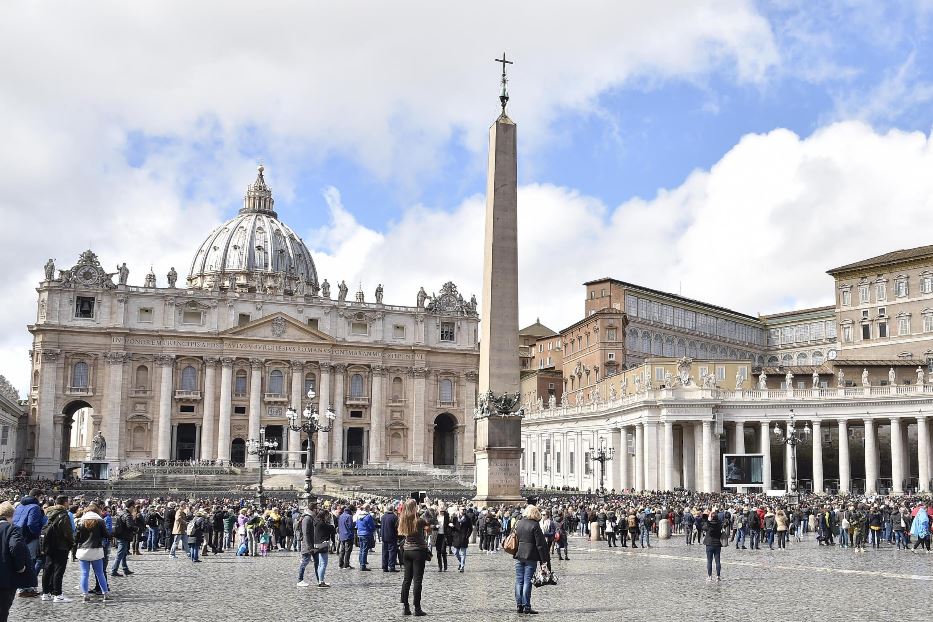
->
[513,505,549,615]
[702,509,723,582]
[450,509,472,573]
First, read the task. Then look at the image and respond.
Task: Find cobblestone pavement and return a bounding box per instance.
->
[14,535,933,622]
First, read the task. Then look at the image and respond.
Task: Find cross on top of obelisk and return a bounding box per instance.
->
[495,52,513,114]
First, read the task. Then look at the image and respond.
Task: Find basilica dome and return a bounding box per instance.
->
[187,166,319,295]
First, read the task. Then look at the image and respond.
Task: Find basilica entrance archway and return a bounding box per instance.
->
[62,400,92,463]
[433,413,457,466]
[346,428,365,465]
[231,438,246,465]
[174,423,197,460]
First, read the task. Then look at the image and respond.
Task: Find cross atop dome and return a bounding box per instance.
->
[240,163,277,217]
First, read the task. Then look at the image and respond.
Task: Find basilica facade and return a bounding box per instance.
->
[26,167,479,477]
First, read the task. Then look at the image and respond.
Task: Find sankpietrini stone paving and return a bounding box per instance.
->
[14,535,932,621]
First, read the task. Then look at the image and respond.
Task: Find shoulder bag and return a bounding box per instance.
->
[502,529,518,555]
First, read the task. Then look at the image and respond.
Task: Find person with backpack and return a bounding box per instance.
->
[188,511,206,562]
[0,500,32,617]
[553,513,569,560]
[451,506,472,573]
[169,504,189,558]
[604,512,617,548]
[145,505,163,552]
[11,488,44,598]
[39,495,74,602]
[110,500,135,577]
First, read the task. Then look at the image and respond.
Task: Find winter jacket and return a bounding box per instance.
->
[12,496,44,542]
[42,505,75,552]
[338,511,354,542]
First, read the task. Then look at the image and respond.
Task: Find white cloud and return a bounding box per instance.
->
[0,0,778,395]
[309,121,933,344]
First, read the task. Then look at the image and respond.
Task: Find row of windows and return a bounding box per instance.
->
[765,351,826,366]
[842,274,933,307]
[624,329,754,361]
[841,314,933,342]
[767,321,836,346]
[624,295,765,345]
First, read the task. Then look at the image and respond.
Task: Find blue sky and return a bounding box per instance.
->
[6,1,933,392]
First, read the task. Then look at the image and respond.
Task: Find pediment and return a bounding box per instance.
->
[222,312,334,342]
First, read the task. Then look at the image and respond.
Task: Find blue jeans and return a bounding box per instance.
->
[314,551,329,583]
[170,534,189,556]
[514,560,535,608]
[298,552,314,582]
[111,539,130,573]
[640,526,650,546]
[189,540,200,561]
[705,545,721,578]
[838,527,849,547]
[80,559,109,594]
[358,535,374,568]
[735,528,745,547]
[766,529,775,547]
[147,527,160,551]
[454,546,467,570]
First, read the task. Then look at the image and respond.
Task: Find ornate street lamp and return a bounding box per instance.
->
[773,408,811,494]
[284,388,336,508]
[591,438,615,496]
[246,426,278,508]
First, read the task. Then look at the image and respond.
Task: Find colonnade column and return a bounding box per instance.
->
[634,423,644,491]
[643,421,658,490]
[246,358,263,467]
[838,419,850,494]
[618,428,629,491]
[682,424,695,490]
[370,366,385,465]
[864,419,878,494]
[200,357,217,462]
[288,362,304,468]
[411,368,427,464]
[104,351,127,463]
[663,421,675,491]
[811,420,823,494]
[733,422,745,492]
[760,421,772,491]
[890,417,904,494]
[610,428,623,492]
[332,364,346,464]
[317,363,332,464]
[156,355,175,460]
[216,358,233,463]
[702,420,713,493]
[918,414,930,493]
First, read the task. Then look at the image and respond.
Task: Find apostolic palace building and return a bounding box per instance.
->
[518,246,933,497]
[25,166,479,478]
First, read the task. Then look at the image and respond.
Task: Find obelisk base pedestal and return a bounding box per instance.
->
[473,448,525,507]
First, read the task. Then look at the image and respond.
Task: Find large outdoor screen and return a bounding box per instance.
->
[722,453,764,487]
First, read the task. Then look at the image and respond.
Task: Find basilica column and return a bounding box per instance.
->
[370,366,386,465]
[760,421,772,490]
[811,420,823,494]
[643,421,659,490]
[36,350,61,473]
[317,363,332,465]
[412,368,427,464]
[682,423,695,490]
[247,358,263,467]
[890,417,904,494]
[156,355,175,460]
[634,423,644,491]
[104,352,127,463]
[838,419,850,494]
[332,364,346,464]
[288,362,304,468]
[618,428,629,491]
[216,358,233,463]
[864,419,878,494]
[663,421,675,491]
[609,428,623,492]
[918,414,930,493]
[702,420,713,493]
[199,358,217,462]
[462,371,478,465]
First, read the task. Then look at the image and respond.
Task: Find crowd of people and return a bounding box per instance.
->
[0,476,930,619]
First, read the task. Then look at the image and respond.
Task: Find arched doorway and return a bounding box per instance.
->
[174,423,197,460]
[231,438,246,465]
[62,400,93,463]
[433,413,457,466]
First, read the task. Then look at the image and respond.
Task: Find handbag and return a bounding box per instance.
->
[532,568,557,587]
[314,541,329,553]
[502,530,518,555]
[76,547,105,562]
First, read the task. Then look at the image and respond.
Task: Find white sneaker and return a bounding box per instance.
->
[296,581,310,587]
[53,595,73,603]
[40,594,52,601]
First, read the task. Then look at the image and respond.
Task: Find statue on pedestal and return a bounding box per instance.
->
[785,371,794,389]
[117,263,129,286]
[888,367,896,386]
[758,371,767,390]
[167,267,178,288]
[321,279,331,299]
[837,369,845,388]
[812,370,819,388]
[734,369,745,391]
[44,258,55,281]
[861,368,870,387]
[375,284,384,304]
[91,432,106,460]
[417,287,427,309]
[337,280,348,302]
[918,366,925,387]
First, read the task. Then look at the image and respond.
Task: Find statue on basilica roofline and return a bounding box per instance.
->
[310,278,321,297]
[417,287,427,309]
[321,279,330,299]
[44,258,55,281]
[861,368,870,388]
[144,268,156,288]
[375,283,384,304]
[837,369,845,388]
[734,369,745,391]
[167,267,178,288]
[758,371,767,391]
[337,280,348,302]
[889,367,896,386]
[917,366,925,387]
[812,370,819,388]
[117,262,129,286]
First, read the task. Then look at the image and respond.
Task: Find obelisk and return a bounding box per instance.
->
[473,53,525,507]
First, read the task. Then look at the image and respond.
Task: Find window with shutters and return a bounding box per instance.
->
[181,366,197,391]
[439,378,454,404]
[71,362,89,388]
[350,373,364,397]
